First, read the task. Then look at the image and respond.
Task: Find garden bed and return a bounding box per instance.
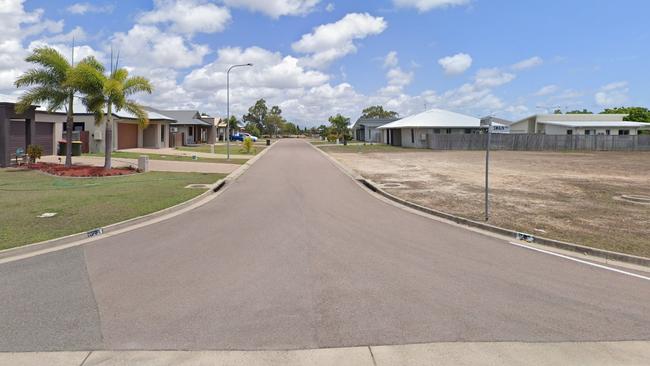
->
[29,162,136,177]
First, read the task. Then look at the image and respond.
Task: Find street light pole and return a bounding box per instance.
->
[226,63,253,160]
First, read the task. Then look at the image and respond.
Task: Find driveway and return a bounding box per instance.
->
[40,155,239,174]
[1,140,649,352]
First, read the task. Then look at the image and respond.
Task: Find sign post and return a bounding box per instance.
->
[480,117,493,221]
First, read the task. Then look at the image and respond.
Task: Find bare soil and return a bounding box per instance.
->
[327,148,650,258]
[29,162,136,177]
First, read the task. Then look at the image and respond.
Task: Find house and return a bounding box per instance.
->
[0,102,66,167]
[352,117,400,142]
[145,108,215,146]
[377,108,506,148]
[510,114,649,135]
[74,109,175,153]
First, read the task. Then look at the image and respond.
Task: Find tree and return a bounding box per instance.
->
[282,122,298,135]
[69,57,152,169]
[226,115,239,131]
[328,114,350,145]
[14,46,102,168]
[566,109,593,114]
[361,105,399,119]
[601,107,650,122]
[244,122,261,137]
[553,109,563,114]
[243,99,268,135]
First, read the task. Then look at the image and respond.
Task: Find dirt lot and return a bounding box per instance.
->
[323,146,650,258]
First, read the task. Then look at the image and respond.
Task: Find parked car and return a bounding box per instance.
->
[230,132,259,142]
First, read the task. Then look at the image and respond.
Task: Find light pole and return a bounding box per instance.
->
[226,63,253,160]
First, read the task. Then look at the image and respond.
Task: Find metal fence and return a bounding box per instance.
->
[428,134,650,151]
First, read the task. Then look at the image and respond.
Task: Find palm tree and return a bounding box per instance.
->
[69,59,152,169]
[14,47,103,167]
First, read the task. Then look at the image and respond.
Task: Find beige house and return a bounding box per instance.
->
[75,110,175,153]
[510,114,649,135]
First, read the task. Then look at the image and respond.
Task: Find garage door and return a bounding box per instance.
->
[8,121,26,154]
[117,123,138,150]
[35,122,54,155]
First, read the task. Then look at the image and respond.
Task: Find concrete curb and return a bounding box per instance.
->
[313,145,650,268]
[2,341,650,366]
[0,142,276,263]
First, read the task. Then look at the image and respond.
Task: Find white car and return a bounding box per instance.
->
[242,133,258,142]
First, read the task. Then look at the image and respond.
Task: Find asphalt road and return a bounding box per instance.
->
[1,140,649,352]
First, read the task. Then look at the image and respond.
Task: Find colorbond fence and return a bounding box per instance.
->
[428,134,650,151]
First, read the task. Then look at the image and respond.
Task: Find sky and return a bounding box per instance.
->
[1,0,649,126]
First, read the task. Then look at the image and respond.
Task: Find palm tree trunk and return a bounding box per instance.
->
[104,103,112,170]
[65,95,74,167]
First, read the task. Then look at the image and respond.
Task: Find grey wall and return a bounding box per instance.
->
[428,134,650,151]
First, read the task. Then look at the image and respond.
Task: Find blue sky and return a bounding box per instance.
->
[2,0,649,126]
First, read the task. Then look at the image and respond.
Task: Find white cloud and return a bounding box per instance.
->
[325,3,335,12]
[111,25,210,68]
[511,56,543,71]
[438,53,472,75]
[595,81,628,107]
[66,2,114,15]
[223,0,321,18]
[383,51,399,68]
[534,84,558,96]
[292,13,387,68]
[474,68,516,88]
[140,0,231,35]
[393,0,471,12]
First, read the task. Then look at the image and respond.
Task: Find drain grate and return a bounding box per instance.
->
[379,182,406,189]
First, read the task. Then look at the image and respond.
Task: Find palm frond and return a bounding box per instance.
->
[112,68,128,84]
[14,69,61,88]
[67,62,106,95]
[122,100,149,128]
[123,76,153,97]
[15,86,67,114]
[77,56,106,74]
[24,47,70,81]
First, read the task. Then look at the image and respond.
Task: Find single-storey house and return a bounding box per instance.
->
[74,109,175,153]
[145,108,215,146]
[352,117,400,142]
[0,102,68,167]
[378,108,506,148]
[510,114,649,135]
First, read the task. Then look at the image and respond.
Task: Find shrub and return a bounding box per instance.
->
[27,144,43,164]
[241,137,254,154]
[327,133,338,142]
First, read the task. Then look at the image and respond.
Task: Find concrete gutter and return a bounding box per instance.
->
[312,144,650,268]
[2,341,649,365]
[0,142,276,264]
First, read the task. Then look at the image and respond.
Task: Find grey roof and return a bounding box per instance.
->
[352,117,400,129]
[36,105,175,121]
[145,107,211,126]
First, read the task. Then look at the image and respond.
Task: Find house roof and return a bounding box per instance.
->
[144,107,211,126]
[352,117,400,129]
[539,121,650,128]
[36,106,175,121]
[378,109,483,129]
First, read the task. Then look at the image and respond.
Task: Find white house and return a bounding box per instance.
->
[352,117,400,142]
[377,109,506,148]
[510,114,649,135]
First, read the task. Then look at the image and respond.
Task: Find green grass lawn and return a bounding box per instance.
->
[319,144,429,153]
[0,169,225,250]
[86,151,247,165]
[177,144,265,156]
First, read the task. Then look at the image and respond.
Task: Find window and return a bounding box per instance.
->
[464,128,472,134]
[606,129,611,135]
[161,125,165,142]
[619,129,630,135]
[411,129,415,143]
[188,127,193,136]
[433,129,441,134]
[585,130,591,135]
[566,130,573,135]
[446,128,452,134]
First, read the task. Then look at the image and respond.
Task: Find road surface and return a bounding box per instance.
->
[1,140,648,352]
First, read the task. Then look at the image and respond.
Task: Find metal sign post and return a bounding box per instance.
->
[480,117,493,222]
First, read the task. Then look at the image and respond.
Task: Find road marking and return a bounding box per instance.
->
[509,241,650,281]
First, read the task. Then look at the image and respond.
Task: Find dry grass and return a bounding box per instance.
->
[328,149,650,258]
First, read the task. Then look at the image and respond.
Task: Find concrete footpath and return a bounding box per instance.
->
[40,155,239,174]
[2,341,649,365]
